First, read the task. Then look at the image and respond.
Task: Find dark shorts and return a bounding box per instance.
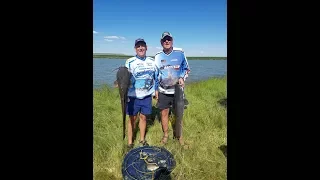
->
[126,95,152,116]
[156,93,175,110]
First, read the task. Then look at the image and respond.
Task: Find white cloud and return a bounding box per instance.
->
[104,36,120,39]
[93,31,98,34]
[156,47,162,50]
[103,35,126,42]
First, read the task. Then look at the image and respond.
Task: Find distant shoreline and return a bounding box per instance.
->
[93,54,227,60]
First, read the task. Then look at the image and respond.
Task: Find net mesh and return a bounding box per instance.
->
[122,146,176,180]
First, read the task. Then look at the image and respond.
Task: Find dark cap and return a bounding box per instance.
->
[134,38,146,46]
[161,31,173,40]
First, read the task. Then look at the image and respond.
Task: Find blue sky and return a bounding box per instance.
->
[93,0,226,57]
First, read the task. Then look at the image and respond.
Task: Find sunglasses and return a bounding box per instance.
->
[135,42,146,48]
[161,37,172,42]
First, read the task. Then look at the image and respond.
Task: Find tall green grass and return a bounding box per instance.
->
[94,77,227,180]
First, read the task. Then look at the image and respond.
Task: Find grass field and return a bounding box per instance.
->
[93,77,227,180]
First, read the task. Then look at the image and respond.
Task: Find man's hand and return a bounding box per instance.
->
[178,78,185,87]
[154,90,159,100]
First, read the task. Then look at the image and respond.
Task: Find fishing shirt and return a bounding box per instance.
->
[154,47,190,94]
[125,55,159,99]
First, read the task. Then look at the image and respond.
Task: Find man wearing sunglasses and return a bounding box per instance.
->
[124,38,159,150]
[154,32,191,145]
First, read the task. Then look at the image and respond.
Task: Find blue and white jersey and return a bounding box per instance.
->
[154,47,190,94]
[125,56,159,99]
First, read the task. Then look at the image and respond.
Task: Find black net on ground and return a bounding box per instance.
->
[122,146,176,180]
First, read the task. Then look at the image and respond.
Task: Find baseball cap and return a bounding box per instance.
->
[161,31,173,40]
[134,38,146,46]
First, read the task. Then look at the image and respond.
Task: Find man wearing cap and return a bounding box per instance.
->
[124,38,159,150]
[154,32,191,145]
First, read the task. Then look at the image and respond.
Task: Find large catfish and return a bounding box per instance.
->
[173,83,185,140]
[116,66,131,140]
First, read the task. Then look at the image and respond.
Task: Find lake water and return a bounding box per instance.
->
[93,58,227,89]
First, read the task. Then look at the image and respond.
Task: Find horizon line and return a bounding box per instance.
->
[93,53,227,57]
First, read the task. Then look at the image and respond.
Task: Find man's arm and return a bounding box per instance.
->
[154,65,159,91]
[180,51,190,80]
[153,61,160,99]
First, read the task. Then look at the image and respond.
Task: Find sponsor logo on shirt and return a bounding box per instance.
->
[160,65,180,70]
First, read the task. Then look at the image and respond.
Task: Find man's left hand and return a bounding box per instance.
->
[178,78,185,87]
[154,90,159,100]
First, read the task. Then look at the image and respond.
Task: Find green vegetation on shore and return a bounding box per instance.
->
[93,54,227,60]
[94,77,227,180]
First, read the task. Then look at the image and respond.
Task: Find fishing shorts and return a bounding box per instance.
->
[126,95,152,116]
[156,92,175,110]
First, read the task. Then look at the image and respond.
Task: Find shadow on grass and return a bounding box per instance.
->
[138,105,182,145]
[147,106,161,127]
[131,106,162,143]
[218,98,227,108]
[95,172,118,180]
[144,105,176,141]
[219,144,227,157]
[148,105,181,140]
[159,174,173,180]
[145,106,162,137]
